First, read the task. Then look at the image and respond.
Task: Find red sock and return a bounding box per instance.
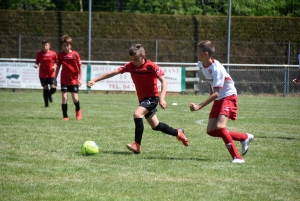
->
[208,128,242,159]
[227,130,247,141]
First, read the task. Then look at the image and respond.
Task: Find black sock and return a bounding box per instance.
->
[49,88,56,96]
[153,122,177,136]
[134,118,144,145]
[74,101,80,111]
[43,89,49,106]
[62,104,68,118]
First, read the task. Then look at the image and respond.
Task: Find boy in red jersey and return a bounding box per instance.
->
[87,44,188,154]
[190,40,254,163]
[34,40,57,107]
[55,35,82,120]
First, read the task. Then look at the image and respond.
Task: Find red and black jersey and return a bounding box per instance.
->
[118,59,165,101]
[35,50,57,78]
[57,51,81,85]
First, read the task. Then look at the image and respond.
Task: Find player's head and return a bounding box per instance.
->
[196,40,215,61]
[61,35,72,52]
[41,40,50,52]
[129,44,146,67]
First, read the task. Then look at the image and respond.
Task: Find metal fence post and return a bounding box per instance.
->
[155,38,158,62]
[18,34,22,59]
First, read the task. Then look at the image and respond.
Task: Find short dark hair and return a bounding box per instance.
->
[129,44,145,56]
[197,40,215,56]
[42,40,49,45]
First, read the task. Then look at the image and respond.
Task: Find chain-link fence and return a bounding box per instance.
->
[0,35,299,96]
[197,65,300,96]
[1,35,299,65]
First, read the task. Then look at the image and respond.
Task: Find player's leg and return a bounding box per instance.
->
[40,78,49,107]
[126,106,148,154]
[147,113,188,146]
[61,84,69,120]
[48,78,56,103]
[70,85,81,120]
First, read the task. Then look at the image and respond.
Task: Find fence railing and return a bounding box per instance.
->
[0,58,299,96]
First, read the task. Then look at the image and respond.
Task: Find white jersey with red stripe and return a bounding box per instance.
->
[198,59,237,100]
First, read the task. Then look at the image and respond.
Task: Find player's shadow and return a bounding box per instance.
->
[102,150,208,161]
[256,136,298,140]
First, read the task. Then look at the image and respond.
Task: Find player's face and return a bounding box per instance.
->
[62,43,72,53]
[196,47,208,62]
[131,54,145,67]
[42,43,50,52]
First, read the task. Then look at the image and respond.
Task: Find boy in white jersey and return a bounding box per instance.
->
[190,40,254,163]
[292,54,300,85]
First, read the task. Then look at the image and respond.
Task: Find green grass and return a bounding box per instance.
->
[0,91,299,201]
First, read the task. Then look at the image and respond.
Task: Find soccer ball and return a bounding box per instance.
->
[81,141,99,156]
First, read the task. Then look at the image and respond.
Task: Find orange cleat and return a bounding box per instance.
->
[176,128,189,146]
[126,142,141,154]
[76,110,82,120]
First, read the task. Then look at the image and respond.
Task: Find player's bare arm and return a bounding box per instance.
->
[87,69,120,88]
[190,88,219,112]
[78,65,82,86]
[54,65,61,86]
[158,76,167,110]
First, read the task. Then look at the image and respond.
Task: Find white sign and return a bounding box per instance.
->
[89,65,182,92]
[0,62,87,90]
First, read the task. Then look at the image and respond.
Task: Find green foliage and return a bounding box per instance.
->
[0,0,299,16]
[0,0,55,10]
[0,92,300,200]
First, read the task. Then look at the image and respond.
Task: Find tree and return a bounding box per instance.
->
[0,0,55,10]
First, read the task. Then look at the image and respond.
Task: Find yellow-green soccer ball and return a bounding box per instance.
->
[81,141,99,156]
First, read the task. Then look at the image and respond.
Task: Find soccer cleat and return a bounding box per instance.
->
[232,158,245,163]
[176,128,189,146]
[63,117,69,121]
[126,142,141,154]
[76,110,82,120]
[241,133,254,156]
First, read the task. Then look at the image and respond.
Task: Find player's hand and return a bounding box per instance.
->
[78,79,82,86]
[292,79,298,85]
[52,64,57,70]
[159,99,167,110]
[34,64,38,68]
[87,80,95,88]
[190,103,200,111]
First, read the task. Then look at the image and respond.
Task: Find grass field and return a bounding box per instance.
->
[0,91,299,201]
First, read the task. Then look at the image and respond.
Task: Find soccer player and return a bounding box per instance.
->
[34,40,57,107]
[189,40,254,163]
[292,54,300,85]
[87,44,188,154]
[55,35,82,120]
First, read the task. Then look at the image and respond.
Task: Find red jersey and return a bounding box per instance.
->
[57,51,81,85]
[118,59,165,101]
[35,50,57,78]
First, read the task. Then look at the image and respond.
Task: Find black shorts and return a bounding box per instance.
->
[40,78,55,87]
[139,97,158,119]
[61,84,79,93]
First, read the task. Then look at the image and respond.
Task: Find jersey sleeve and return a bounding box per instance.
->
[52,51,58,64]
[153,63,165,77]
[212,67,225,88]
[118,62,131,74]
